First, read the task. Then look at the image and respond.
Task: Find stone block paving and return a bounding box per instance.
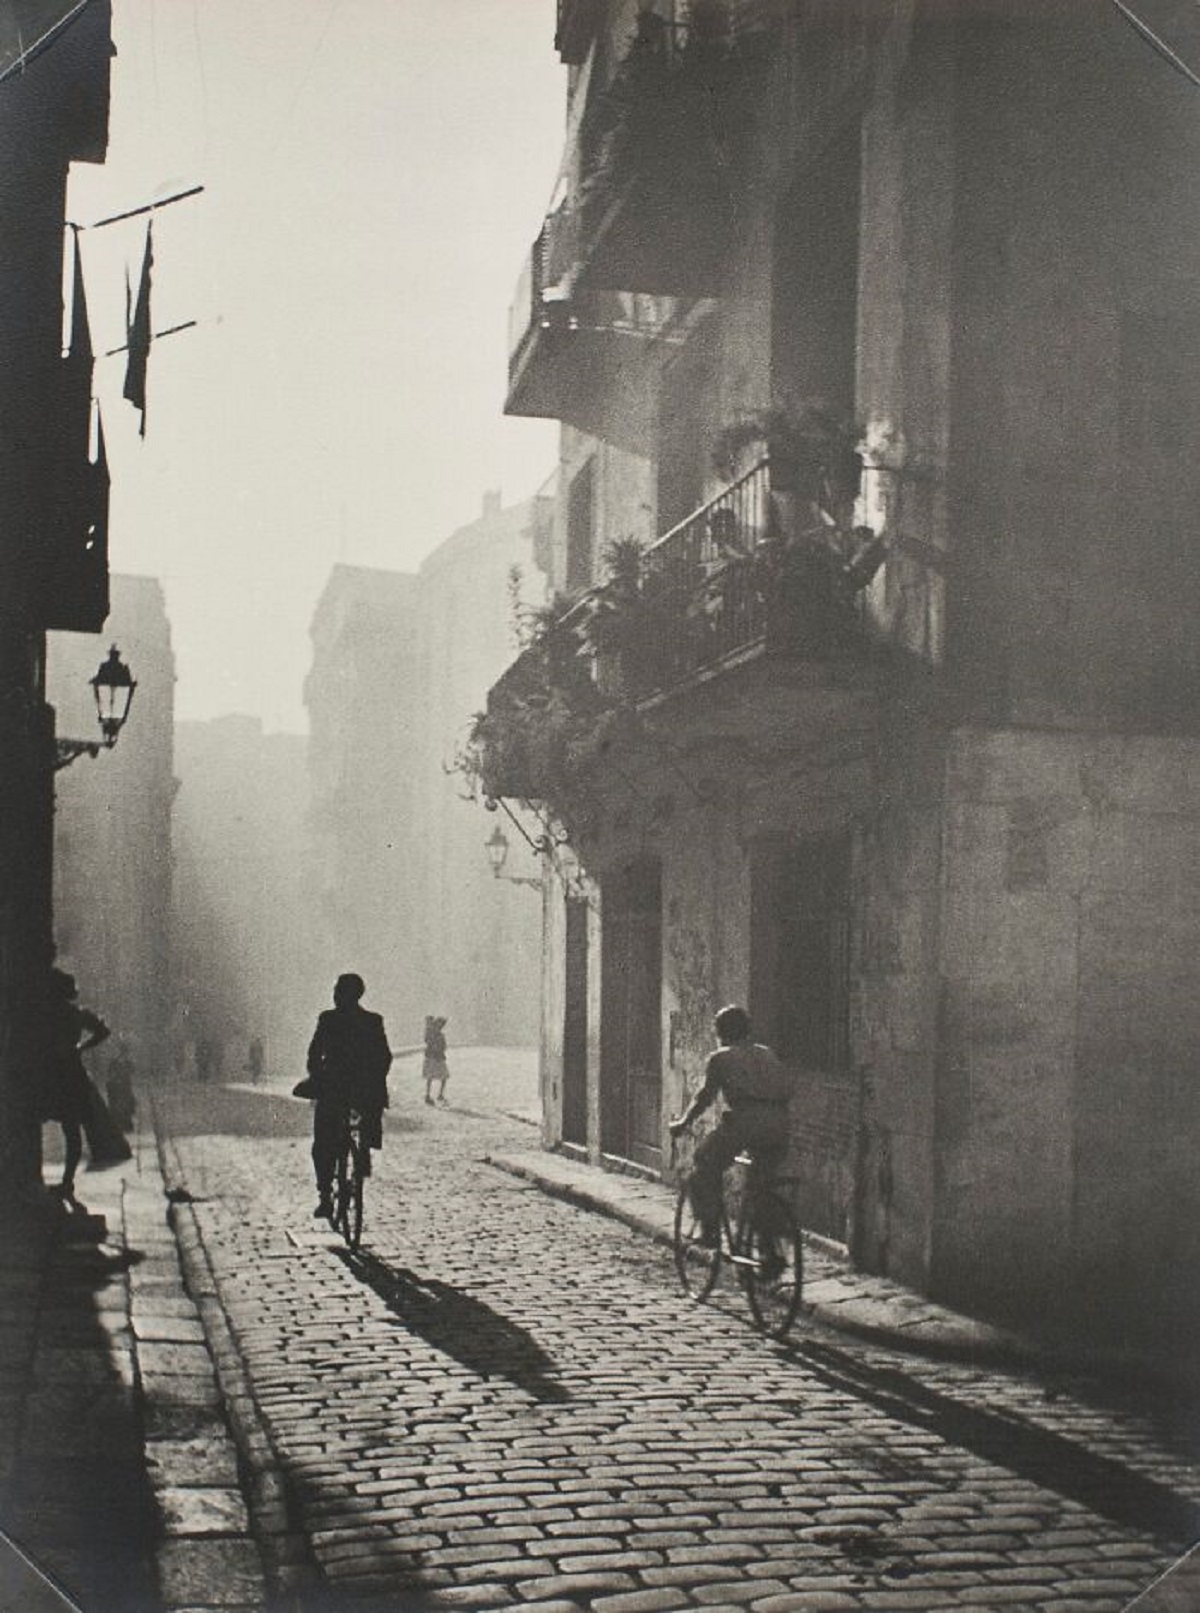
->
[0,1118,266,1613]
[153,1058,1200,1613]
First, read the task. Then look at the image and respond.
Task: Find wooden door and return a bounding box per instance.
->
[600,862,663,1169]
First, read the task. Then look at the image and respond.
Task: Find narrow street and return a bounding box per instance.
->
[153,1052,1199,1613]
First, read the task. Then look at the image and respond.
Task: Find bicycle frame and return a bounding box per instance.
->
[673,1145,802,1339]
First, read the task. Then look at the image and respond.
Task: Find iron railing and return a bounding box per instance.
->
[482,455,867,779]
[632,458,773,692]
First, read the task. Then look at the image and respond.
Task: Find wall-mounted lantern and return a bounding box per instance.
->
[55,645,136,770]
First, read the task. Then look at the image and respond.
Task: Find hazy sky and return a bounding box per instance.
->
[67,2,564,730]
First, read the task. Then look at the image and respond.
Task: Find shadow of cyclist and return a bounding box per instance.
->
[336,1248,569,1404]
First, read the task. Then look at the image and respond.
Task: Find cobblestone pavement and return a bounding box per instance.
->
[158,1053,1200,1613]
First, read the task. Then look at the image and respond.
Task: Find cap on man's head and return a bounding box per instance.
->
[334,973,365,1003]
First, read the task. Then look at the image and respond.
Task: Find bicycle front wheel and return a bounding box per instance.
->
[739,1191,802,1340]
[334,1143,364,1251]
[673,1188,721,1300]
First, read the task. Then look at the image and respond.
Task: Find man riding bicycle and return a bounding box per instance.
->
[669,1005,792,1263]
[304,974,393,1220]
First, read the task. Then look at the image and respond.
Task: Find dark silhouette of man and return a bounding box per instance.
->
[305,974,392,1219]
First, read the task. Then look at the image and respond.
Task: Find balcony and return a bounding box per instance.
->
[571,3,776,297]
[478,454,885,806]
[504,209,674,449]
[588,459,878,704]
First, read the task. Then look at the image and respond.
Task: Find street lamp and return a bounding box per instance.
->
[55,645,137,770]
[484,824,541,890]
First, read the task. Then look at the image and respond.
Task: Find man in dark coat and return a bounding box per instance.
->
[305,973,392,1219]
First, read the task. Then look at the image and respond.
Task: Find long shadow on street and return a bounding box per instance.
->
[337,1247,570,1404]
[787,1334,1200,1549]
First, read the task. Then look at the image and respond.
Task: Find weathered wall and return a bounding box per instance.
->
[851,691,945,1285]
[936,728,1200,1349]
[949,4,1200,729]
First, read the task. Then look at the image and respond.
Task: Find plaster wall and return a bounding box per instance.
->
[556,427,656,592]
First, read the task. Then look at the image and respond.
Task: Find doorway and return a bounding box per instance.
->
[750,832,854,1240]
[600,861,663,1170]
[561,894,588,1148]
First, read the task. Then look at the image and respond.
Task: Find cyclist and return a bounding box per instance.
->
[669,1005,791,1264]
[305,973,393,1219]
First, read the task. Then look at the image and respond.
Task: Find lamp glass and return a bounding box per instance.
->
[90,645,136,743]
[485,824,510,875]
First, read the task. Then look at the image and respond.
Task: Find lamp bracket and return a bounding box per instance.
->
[54,737,108,771]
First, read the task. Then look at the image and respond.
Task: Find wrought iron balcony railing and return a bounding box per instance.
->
[477,455,878,801]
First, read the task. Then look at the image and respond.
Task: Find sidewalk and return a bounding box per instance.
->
[485,1144,1198,1388]
[0,1116,267,1613]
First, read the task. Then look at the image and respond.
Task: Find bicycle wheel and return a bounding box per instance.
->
[333,1137,352,1238]
[673,1187,721,1300]
[342,1153,364,1251]
[738,1191,802,1340]
[337,1130,364,1251]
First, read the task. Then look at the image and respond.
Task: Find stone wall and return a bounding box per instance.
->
[936,728,1200,1350]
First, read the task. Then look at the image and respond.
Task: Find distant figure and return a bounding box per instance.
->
[303,974,393,1219]
[246,1037,264,1083]
[195,1037,218,1084]
[423,1015,449,1107]
[105,1040,137,1134]
[40,970,124,1197]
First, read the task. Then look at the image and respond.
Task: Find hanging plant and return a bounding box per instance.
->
[711,400,863,518]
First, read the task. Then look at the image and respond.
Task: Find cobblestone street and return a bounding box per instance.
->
[156,1053,1200,1613]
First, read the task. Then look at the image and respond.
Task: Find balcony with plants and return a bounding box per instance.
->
[471,404,887,818]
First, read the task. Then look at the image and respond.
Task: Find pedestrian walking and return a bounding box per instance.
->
[300,974,393,1219]
[423,1015,449,1106]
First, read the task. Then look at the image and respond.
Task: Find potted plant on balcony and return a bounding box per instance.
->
[709,406,887,658]
[578,536,674,699]
[712,399,863,517]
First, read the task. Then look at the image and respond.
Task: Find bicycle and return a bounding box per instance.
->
[332,1106,368,1251]
[673,1148,803,1340]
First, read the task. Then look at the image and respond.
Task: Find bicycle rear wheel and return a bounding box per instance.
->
[673,1188,721,1300]
[739,1191,802,1340]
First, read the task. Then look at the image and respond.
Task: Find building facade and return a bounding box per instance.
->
[415,491,550,1049]
[305,567,425,1041]
[173,715,315,1087]
[0,0,113,1194]
[304,501,548,1057]
[50,575,176,1078]
[484,0,1200,1363]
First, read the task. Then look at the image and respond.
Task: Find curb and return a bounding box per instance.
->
[484,1151,1058,1376]
[485,1151,677,1253]
[154,1120,324,1611]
